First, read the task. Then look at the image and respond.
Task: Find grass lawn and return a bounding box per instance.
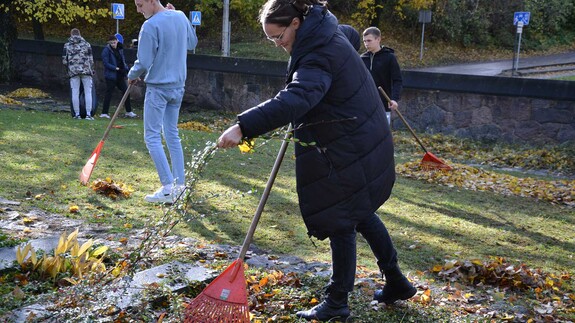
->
[0,102,574,321]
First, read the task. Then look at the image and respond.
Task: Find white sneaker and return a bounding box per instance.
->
[85,116,94,120]
[144,187,173,204]
[125,112,137,118]
[99,114,110,119]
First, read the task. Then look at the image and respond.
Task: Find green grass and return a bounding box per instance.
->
[1,106,573,273]
[557,75,575,81]
[1,104,574,321]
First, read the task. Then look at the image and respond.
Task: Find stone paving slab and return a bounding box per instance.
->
[0,237,60,271]
[8,304,54,323]
[114,261,215,309]
[0,197,20,206]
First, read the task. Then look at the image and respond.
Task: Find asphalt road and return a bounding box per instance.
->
[412,51,575,76]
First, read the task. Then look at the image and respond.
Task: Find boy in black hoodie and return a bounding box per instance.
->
[361,27,403,124]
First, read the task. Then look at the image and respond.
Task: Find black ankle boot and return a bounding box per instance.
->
[296,290,350,321]
[373,265,417,305]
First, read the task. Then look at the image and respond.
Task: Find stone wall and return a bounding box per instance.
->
[397,89,575,145]
[9,39,575,144]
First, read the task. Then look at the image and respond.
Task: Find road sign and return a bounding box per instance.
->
[418,10,431,23]
[190,11,201,26]
[112,3,125,20]
[513,11,530,26]
[418,10,432,60]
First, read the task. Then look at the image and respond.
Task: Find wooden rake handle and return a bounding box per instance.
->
[100,83,133,143]
[378,86,428,153]
[237,124,293,261]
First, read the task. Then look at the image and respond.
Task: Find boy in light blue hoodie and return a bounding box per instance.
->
[128,0,198,203]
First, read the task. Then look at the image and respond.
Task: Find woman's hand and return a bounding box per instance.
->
[217,124,243,148]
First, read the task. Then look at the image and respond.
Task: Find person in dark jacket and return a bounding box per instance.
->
[217,0,416,321]
[101,35,136,118]
[338,24,360,51]
[361,26,403,125]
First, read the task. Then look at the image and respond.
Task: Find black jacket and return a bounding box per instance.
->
[360,47,403,111]
[237,6,395,240]
[102,44,129,80]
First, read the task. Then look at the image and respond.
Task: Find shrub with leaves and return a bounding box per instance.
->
[16,229,108,285]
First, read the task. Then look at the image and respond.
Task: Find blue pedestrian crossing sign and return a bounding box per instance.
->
[513,12,530,26]
[112,3,125,20]
[190,11,201,26]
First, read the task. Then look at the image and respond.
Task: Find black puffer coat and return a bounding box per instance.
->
[237,6,395,240]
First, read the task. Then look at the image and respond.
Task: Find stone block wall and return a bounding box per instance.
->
[397,89,575,144]
[9,39,575,145]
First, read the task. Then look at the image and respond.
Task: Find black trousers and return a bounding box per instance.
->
[329,213,398,293]
[102,77,132,114]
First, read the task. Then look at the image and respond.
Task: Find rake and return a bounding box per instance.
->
[79,84,133,185]
[378,86,451,170]
[184,125,292,322]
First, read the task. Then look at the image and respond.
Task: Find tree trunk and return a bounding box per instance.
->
[32,18,44,41]
[370,0,385,27]
[0,12,18,82]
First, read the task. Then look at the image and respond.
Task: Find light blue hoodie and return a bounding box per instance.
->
[128,10,198,88]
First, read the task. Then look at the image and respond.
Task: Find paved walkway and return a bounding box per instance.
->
[413,51,575,76]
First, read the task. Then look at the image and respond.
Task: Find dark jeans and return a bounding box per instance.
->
[102,77,132,114]
[329,213,398,292]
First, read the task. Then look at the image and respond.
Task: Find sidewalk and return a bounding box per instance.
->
[413,51,575,76]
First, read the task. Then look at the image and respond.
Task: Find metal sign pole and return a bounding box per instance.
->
[418,10,431,61]
[222,0,230,57]
[511,12,530,76]
[189,11,201,54]
[511,34,518,76]
[514,21,524,75]
[420,22,425,61]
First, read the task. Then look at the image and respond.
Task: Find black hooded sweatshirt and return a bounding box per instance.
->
[360,47,403,111]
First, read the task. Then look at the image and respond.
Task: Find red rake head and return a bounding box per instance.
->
[420,152,452,170]
[184,292,250,323]
[184,259,250,323]
[79,141,104,185]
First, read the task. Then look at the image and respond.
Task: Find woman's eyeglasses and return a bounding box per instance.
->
[267,25,289,43]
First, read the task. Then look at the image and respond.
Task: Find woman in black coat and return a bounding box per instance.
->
[217,0,416,320]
